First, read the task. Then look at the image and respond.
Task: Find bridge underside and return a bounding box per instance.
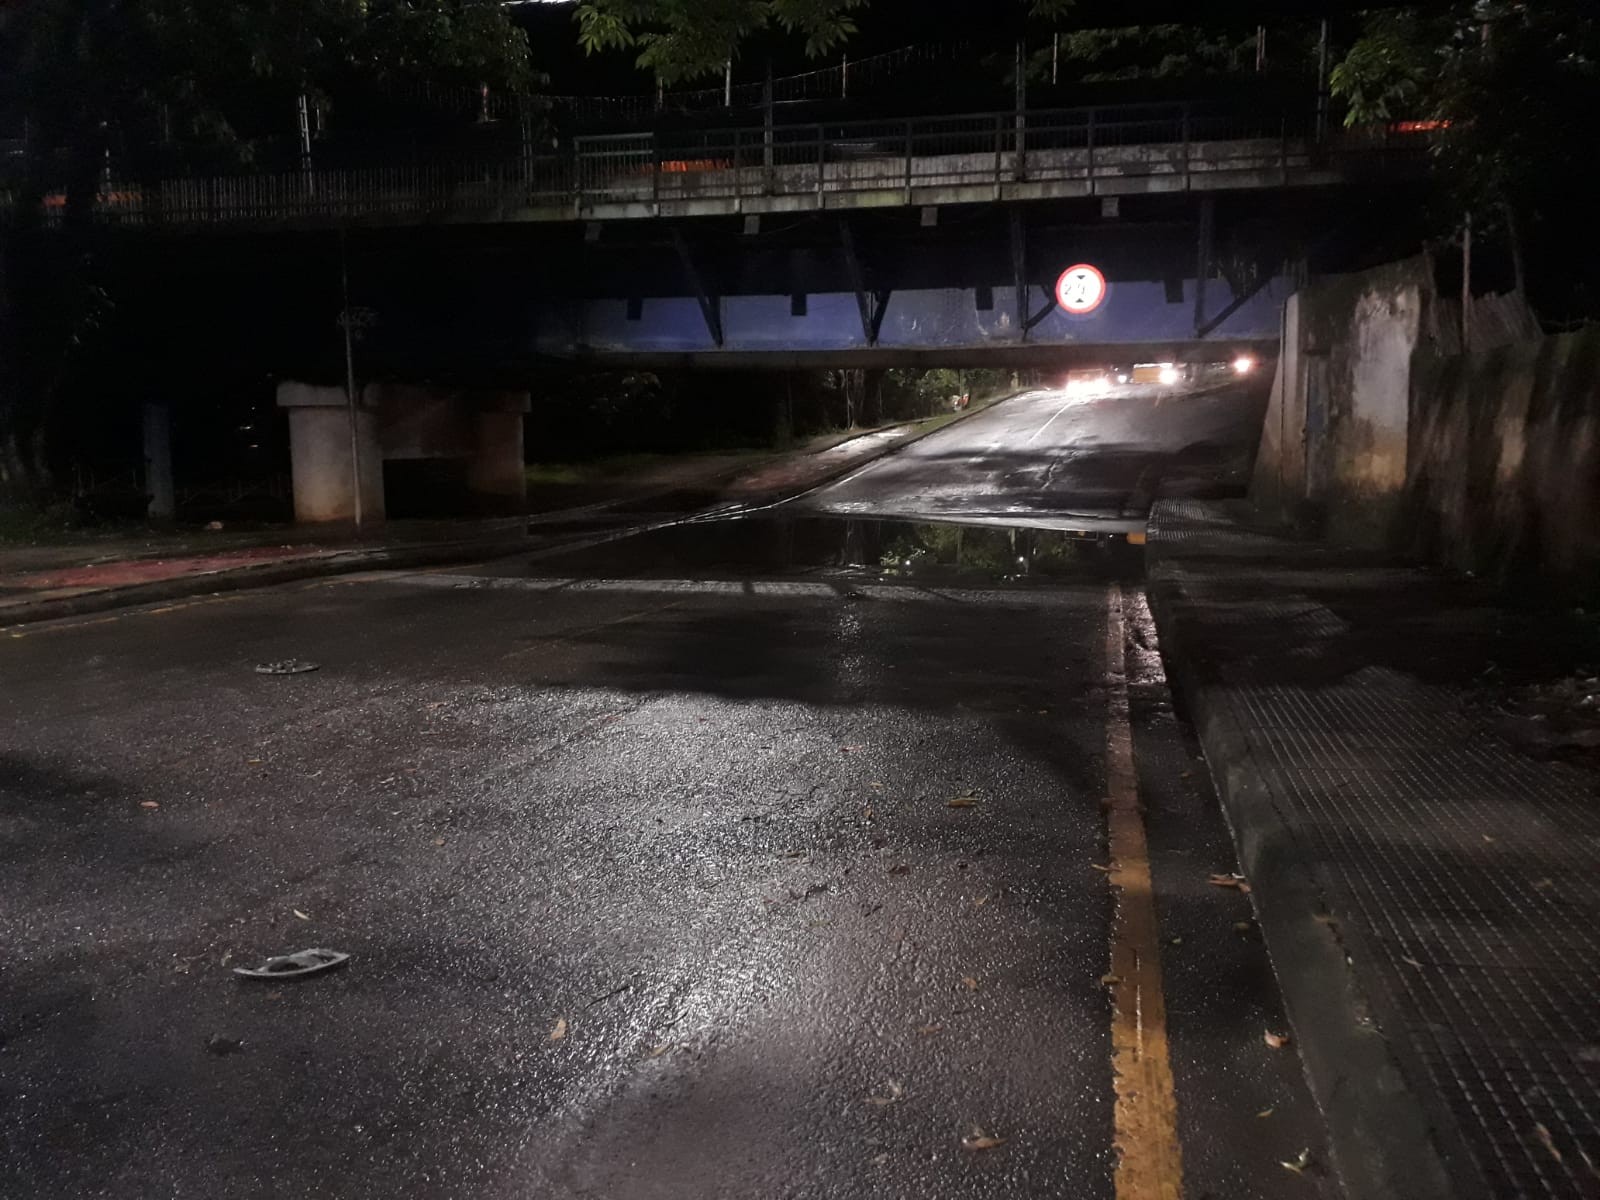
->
[535,278,1286,367]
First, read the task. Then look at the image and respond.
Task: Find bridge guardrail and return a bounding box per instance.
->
[4,102,1427,230]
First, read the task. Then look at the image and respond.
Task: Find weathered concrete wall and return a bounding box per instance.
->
[1407,327,1600,592]
[1250,259,1429,543]
[280,383,386,524]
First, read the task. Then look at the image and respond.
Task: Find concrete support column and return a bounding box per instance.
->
[466,393,529,514]
[278,382,384,524]
[466,412,526,513]
[142,402,175,521]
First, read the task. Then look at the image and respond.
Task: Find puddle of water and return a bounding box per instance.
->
[497,514,1142,585]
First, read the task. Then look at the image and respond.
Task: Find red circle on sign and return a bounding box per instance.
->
[1055,264,1107,315]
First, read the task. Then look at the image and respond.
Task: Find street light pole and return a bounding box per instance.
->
[340,228,364,530]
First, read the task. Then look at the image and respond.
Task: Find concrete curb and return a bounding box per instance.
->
[0,535,534,630]
[1147,567,1464,1200]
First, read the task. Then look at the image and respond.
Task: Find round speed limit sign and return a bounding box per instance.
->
[1055,263,1107,315]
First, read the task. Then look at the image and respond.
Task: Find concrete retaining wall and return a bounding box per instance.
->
[1407,326,1600,592]
[1250,259,1430,544]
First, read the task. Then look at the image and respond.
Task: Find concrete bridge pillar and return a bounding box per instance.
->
[277,381,529,524]
[279,382,386,524]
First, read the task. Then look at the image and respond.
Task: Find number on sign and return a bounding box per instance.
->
[1055,264,1107,315]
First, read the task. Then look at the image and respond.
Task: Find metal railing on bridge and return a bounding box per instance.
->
[6,102,1426,231]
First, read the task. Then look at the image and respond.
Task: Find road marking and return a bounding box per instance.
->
[1104,582,1185,1200]
[1024,397,1079,446]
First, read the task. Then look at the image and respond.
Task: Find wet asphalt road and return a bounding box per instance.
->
[1,381,1335,1199]
[805,379,1268,528]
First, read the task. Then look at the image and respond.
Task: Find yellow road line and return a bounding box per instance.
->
[1105,582,1185,1200]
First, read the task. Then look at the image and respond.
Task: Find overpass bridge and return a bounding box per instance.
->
[62,101,1417,231]
[11,100,1428,522]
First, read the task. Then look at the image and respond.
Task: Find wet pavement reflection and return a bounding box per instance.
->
[503,515,1145,586]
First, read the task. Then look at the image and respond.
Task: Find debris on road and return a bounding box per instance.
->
[1264,1031,1290,1049]
[550,1017,568,1042]
[962,1131,1007,1152]
[866,1080,904,1108]
[1281,1148,1316,1175]
[232,948,349,981]
[139,801,161,810]
[254,659,321,676]
[1208,872,1252,893]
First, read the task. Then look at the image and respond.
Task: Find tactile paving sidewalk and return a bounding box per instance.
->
[1150,500,1600,1199]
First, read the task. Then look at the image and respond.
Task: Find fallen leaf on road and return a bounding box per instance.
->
[1257,1108,1275,1119]
[646,1043,672,1059]
[140,801,161,810]
[1089,863,1113,873]
[973,895,990,908]
[1265,1031,1290,1049]
[433,838,446,847]
[1101,973,1123,987]
[1535,1124,1563,1164]
[962,1132,1006,1152]
[1168,936,1183,946]
[1281,1149,1314,1174]
[961,976,979,991]
[946,795,979,809]
[1233,921,1254,932]
[1208,873,1248,890]
[550,1018,568,1042]
[918,1023,945,1036]
[246,759,263,766]
[292,910,310,921]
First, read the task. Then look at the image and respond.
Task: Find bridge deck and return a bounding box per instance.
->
[15,103,1421,233]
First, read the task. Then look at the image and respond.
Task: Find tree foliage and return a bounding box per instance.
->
[0,0,536,501]
[1331,2,1599,313]
[575,0,1078,84]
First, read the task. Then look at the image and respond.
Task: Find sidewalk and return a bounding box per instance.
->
[1146,499,1600,1200]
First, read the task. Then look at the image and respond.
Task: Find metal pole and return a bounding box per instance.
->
[724,59,733,108]
[1315,18,1330,142]
[339,229,364,530]
[1256,26,1266,73]
[1461,212,1472,354]
[841,55,849,100]
[763,61,775,190]
[1052,34,1059,86]
[1014,40,1027,181]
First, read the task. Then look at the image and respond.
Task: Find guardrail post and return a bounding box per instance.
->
[816,124,826,202]
[1181,102,1191,189]
[652,136,661,211]
[904,120,914,203]
[1087,108,1096,186]
[993,115,1004,195]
